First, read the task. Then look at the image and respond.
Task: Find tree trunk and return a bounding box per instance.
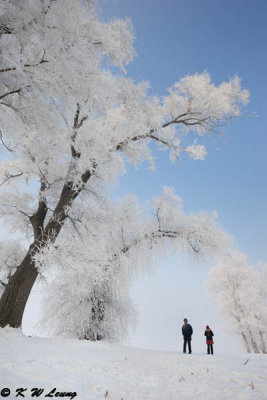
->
[247,326,260,353]
[241,331,251,353]
[235,296,260,354]
[258,329,267,354]
[0,170,92,328]
[232,295,251,353]
[0,246,38,328]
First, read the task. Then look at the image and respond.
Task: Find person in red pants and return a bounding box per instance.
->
[204,325,214,354]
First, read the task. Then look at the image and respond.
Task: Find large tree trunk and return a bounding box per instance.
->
[0,246,38,328]
[0,169,92,328]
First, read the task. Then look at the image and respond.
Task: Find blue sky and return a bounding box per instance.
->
[98,0,267,352]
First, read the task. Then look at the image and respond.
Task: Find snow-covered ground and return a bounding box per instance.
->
[1,328,266,400]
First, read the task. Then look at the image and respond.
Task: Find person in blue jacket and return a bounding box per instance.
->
[182,318,193,354]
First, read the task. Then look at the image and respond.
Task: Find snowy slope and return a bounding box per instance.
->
[1,328,266,400]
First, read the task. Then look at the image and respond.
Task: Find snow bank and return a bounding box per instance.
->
[1,327,266,400]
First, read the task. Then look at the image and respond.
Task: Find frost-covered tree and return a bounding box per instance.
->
[207,252,267,353]
[0,0,249,328]
[37,188,232,340]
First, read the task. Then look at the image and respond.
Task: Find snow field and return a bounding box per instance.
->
[1,328,266,400]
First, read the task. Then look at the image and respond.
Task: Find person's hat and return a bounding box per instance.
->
[206,325,209,329]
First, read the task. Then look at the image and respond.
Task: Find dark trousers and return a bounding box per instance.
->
[207,344,213,354]
[183,339,192,353]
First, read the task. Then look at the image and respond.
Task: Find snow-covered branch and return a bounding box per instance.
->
[114,74,248,162]
[0,129,13,153]
[35,187,232,340]
[0,52,49,73]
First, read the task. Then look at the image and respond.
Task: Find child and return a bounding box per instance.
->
[204,325,214,355]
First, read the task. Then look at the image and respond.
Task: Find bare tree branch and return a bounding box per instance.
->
[0,172,23,187]
[0,84,31,104]
[1,204,31,219]
[115,111,229,152]
[0,87,24,100]
[0,102,18,112]
[0,129,13,152]
[77,115,88,129]
[0,53,49,73]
